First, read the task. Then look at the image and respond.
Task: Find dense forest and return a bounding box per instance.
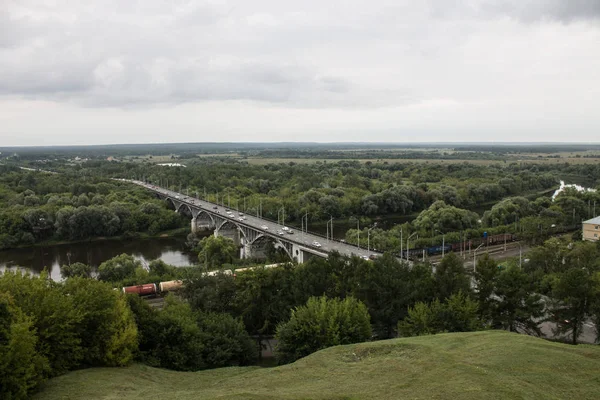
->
[0,165,187,250]
[1,155,599,251]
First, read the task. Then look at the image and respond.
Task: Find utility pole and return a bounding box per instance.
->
[518,243,522,269]
[436,230,445,258]
[473,244,484,273]
[400,228,403,260]
[406,232,417,262]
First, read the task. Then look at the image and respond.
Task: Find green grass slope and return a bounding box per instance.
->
[35,331,600,400]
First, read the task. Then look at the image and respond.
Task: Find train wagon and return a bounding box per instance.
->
[122,283,157,296]
[159,280,184,293]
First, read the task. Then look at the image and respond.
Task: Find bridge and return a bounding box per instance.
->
[121,179,382,263]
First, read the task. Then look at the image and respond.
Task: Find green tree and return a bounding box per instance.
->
[60,262,92,278]
[473,253,499,321]
[0,271,83,376]
[353,253,412,338]
[197,312,257,368]
[413,201,478,233]
[550,268,599,345]
[434,252,471,300]
[97,253,141,282]
[399,292,480,337]
[63,278,138,366]
[197,236,238,268]
[235,266,296,358]
[493,265,544,335]
[0,294,49,400]
[183,270,238,314]
[136,294,205,371]
[275,296,371,364]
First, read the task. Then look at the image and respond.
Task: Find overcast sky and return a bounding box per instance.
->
[1,0,599,146]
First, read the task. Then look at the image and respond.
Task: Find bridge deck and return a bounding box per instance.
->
[123,179,382,261]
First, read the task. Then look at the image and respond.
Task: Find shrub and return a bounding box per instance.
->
[398,291,480,337]
[276,296,372,364]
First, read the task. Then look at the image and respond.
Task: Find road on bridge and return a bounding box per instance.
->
[122,179,380,261]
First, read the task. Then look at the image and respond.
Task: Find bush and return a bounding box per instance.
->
[398,291,480,337]
[275,296,372,364]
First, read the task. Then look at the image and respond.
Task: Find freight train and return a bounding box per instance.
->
[399,233,517,260]
[122,280,183,296]
[121,263,284,296]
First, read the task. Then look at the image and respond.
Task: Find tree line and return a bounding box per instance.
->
[0,165,187,250]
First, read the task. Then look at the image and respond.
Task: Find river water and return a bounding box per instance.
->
[0,237,198,281]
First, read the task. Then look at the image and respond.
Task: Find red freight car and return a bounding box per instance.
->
[122,283,157,296]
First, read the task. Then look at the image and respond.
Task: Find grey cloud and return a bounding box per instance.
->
[427,0,600,22]
[81,57,407,109]
[482,0,600,22]
[0,0,597,113]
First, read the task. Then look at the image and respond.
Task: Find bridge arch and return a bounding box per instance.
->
[176,202,193,217]
[196,210,216,226]
[215,219,248,243]
[164,197,176,210]
[249,234,293,260]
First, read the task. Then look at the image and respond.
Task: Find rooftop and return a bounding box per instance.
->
[583,216,600,225]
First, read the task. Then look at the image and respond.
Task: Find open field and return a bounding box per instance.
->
[35,330,600,400]
[242,157,600,165]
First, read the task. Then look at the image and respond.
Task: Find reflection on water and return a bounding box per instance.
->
[0,237,198,281]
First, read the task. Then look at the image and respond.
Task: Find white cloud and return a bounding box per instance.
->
[0,0,599,144]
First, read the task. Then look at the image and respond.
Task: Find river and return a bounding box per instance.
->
[0,237,198,281]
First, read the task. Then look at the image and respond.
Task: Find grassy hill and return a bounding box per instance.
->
[35,331,600,400]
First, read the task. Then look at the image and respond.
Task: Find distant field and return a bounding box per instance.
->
[118,151,600,166]
[123,155,180,163]
[243,157,600,165]
[35,330,600,400]
[197,153,241,158]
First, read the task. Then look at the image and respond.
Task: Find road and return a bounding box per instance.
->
[122,179,380,261]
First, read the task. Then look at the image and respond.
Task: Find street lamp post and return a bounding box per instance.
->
[400,227,403,260]
[277,207,285,227]
[367,223,377,254]
[406,232,417,261]
[351,218,360,249]
[302,212,309,240]
[326,216,334,242]
[473,244,484,273]
[436,230,445,258]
